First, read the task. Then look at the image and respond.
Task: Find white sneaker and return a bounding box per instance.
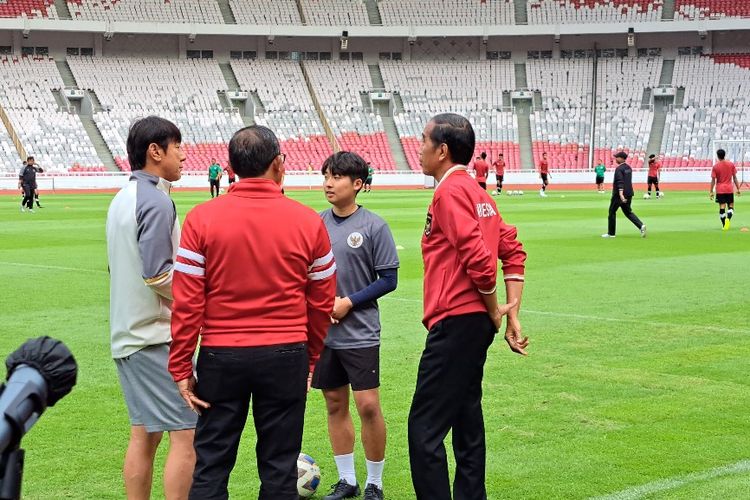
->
[29,209,35,213]
[20,205,25,212]
[640,225,647,238]
[601,233,615,238]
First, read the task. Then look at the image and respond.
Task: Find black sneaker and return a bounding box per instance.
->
[363,483,384,500]
[323,480,360,499]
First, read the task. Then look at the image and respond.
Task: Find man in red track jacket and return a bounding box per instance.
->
[408,113,528,500]
[168,125,336,500]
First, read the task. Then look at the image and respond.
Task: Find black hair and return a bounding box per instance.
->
[480,151,487,160]
[498,153,504,157]
[428,113,475,166]
[228,125,280,178]
[649,154,656,159]
[126,116,182,171]
[321,151,369,188]
[26,156,34,161]
[717,149,726,160]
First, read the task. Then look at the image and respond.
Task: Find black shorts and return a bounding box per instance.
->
[647,176,659,184]
[365,177,373,185]
[497,175,504,184]
[209,179,220,188]
[541,173,549,183]
[311,345,379,391]
[596,176,604,184]
[716,193,734,204]
[478,181,487,189]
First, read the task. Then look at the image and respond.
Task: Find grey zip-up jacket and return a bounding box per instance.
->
[106,170,180,358]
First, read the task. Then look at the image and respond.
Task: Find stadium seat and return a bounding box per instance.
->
[66,0,224,23]
[229,0,301,24]
[378,0,515,25]
[674,0,750,20]
[0,0,57,19]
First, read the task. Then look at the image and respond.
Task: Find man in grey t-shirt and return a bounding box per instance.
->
[312,152,399,500]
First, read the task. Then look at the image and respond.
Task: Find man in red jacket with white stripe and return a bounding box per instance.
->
[408,113,528,500]
[168,125,336,500]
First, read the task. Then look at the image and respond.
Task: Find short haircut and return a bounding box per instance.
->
[480,151,487,160]
[26,156,34,161]
[126,116,182,171]
[649,154,656,159]
[498,153,504,157]
[321,151,369,186]
[428,113,475,166]
[717,149,726,160]
[228,125,280,178]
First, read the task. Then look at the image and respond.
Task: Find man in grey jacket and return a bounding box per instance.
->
[106,116,196,500]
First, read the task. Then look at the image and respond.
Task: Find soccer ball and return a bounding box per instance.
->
[658,191,665,198]
[297,453,321,498]
[491,190,498,195]
[643,193,651,199]
[518,190,524,196]
[507,190,513,196]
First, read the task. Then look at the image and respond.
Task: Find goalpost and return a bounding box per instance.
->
[712,140,750,188]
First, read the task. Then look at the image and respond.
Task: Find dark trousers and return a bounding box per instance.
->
[408,312,495,500]
[21,184,34,209]
[496,175,503,192]
[647,176,660,193]
[190,343,308,500]
[209,179,220,197]
[608,196,643,236]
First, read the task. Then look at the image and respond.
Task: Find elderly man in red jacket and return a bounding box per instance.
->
[408,113,528,500]
[169,125,336,500]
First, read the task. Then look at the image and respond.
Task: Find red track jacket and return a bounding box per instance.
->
[422,166,526,330]
[168,178,336,381]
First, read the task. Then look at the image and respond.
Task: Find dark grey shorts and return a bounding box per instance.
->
[115,344,197,433]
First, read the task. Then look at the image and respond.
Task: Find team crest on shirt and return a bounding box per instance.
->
[424,212,432,237]
[347,232,364,249]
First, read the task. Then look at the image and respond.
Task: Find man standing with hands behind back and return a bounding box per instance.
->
[603,151,646,238]
[408,113,528,500]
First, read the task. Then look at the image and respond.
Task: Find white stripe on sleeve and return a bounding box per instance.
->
[309,249,334,270]
[177,247,206,264]
[503,274,525,281]
[308,263,336,281]
[175,262,205,277]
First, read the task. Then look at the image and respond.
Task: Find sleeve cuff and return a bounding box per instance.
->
[478,286,497,295]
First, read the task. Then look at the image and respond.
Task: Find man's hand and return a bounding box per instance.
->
[307,372,313,393]
[488,298,518,331]
[176,377,210,415]
[737,190,742,196]
[504,315,529,356]
[709,192,714,200]
[331,296,353,321]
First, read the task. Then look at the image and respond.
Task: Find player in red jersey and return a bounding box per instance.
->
[539,152,550,197]
[710,149,741,230]
[473,151,489,190]
[492,152,506,194]
[645,154,662,199]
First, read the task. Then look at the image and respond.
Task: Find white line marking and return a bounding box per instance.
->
[590,459,750,500]
[380,297,750,335]
[0,261,108,274]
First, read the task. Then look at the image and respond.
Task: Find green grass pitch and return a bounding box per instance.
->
[1,188,749,499]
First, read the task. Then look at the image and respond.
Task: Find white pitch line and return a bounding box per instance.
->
[591,459,750,500]
[0,261,108,274]
[380,297,750,335]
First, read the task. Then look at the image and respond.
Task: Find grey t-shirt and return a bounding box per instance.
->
[321,207,399,349]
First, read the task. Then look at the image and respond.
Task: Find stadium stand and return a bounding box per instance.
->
[378,0,515,25]
[230,59,333,170]
[528,0,663,24]
[593,57,662,169]
[662,54,750,168]
[0,0,57,18]
[67,56,241,172]
[67,0,224,23]
[527,58,593,170]
[0,57,103,172]
[229,0,302,25]
[674,0,750,20]
[299,0,370,25]
[305,60,395,171]
[380,60,520,171]
[0,126,20,174]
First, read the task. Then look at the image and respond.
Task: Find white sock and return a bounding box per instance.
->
[334,453,357,486]
[365,458,385,489]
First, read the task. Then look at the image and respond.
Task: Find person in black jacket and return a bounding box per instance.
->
[603,152,646,238]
